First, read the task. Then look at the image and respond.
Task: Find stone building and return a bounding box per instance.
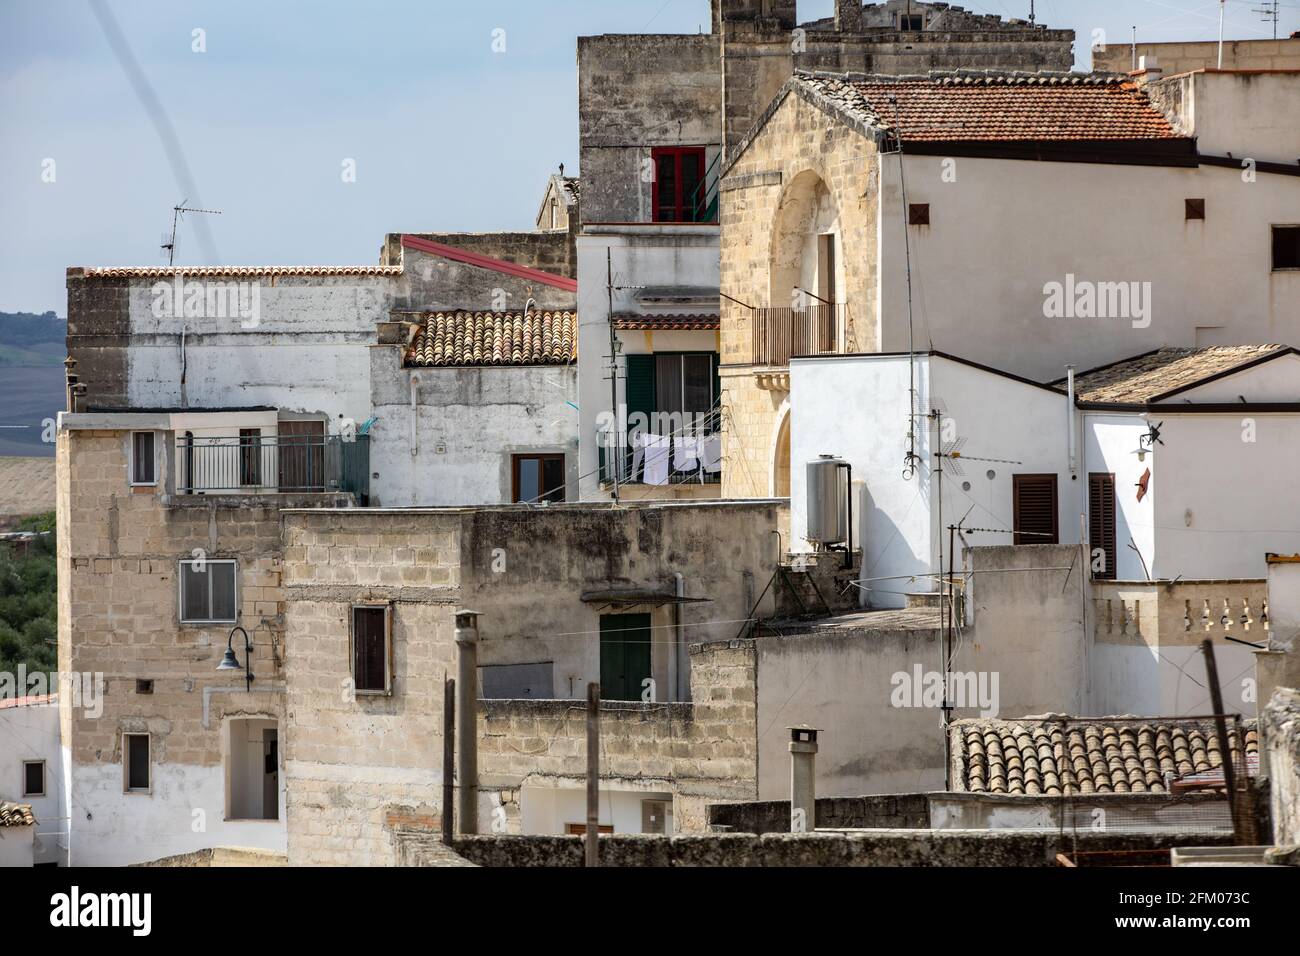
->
[1093,36,1300,75]
[278,501,782,864]
[574,1,1074,503]
[717,67,1300,498]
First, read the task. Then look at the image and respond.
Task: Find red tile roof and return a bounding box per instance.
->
[76,265,401,278]
[797,70,1185,142]
[612,313,720,331]
[0,693,56,710]
[406,310,576,367]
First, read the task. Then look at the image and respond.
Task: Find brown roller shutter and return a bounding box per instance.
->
[1013,474,1058,545]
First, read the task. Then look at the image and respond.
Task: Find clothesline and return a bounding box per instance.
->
[631,432,722,485]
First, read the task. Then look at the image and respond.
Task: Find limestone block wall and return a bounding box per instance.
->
[56,428,325,865]
[718,88,881,497]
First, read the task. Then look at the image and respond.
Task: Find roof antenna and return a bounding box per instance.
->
[161,200,222,266]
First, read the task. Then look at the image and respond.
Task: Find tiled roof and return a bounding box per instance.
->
[0,802,35,828]
[76,265,402,279]
[612,313,720,331]
[794,70,1184,142]
[559,176,580,205]
[1062,345,1289,404]
[406,310,576,367]
[953,717,1258,796]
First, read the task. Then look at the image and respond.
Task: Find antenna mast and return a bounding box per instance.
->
[161,200,222,266]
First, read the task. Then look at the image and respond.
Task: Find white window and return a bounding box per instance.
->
[22,759,45,797]
[178,559,238,624]
[124,733,150,793]
[131,431,156,485]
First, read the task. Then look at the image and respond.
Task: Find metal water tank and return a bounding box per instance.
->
[806,455,847,546]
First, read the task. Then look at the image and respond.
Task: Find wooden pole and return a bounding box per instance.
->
[586,681,600,867]
[442,676,455,845]
[1200,639,1240,843]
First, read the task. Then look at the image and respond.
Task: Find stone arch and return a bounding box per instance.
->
[768,168,843,309]
[770,399,791,497]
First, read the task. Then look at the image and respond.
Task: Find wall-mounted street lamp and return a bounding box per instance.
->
[217,625,254,692]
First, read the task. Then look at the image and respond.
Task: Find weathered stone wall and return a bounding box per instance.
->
[56,427,340,865]
[448,827,1230,867]
[577,34,723,223]
[1094,38,1300,75]
[718,88,881,497]
[709,792,930,834]
[382,230,576,281]
[1263,687,1300,845]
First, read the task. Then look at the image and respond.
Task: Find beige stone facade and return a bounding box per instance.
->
[55,425,349,865]
[1093,38,1300,75]
[719,87,882,498]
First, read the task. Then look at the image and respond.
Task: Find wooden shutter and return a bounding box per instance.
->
[1012,474,1058,545]
[599,613,652,702]
[353,606,389,693]
[1088,473,1117,579]
[624,354,656,479]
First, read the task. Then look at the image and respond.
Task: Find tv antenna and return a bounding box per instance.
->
[1252,1,1280,40]
[161,200,222,266]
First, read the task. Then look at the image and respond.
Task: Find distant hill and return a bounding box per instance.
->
[0,311,65,457]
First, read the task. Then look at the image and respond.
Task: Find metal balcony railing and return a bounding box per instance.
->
[175,434,369,502]
[597,429,722,487]
[750,304,848,367]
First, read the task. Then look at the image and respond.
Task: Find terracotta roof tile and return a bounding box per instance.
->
[611,313,720,331]
[78,265,402,279]
[405,310,576,367]
[952,717,1257,796]
[0,802,35,827]
[1061,345,1289,404]
[795,70,1185,142]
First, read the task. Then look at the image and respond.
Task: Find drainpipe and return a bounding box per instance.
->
[1066,365,1077,478]
[788,725,820,833]
[455,609,480,835]
[671,573,685,702]
[409,373,421,459]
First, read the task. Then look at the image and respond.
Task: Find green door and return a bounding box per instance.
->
[599,613,652,701]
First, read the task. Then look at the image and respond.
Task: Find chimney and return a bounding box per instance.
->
[835,0,863,32]
[455,609,481,835]
[788,725,820,832]
[1134,54,1163,84]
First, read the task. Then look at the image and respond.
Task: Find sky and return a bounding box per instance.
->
[1,0,1297,314]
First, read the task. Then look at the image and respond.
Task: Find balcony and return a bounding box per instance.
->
[749,304,848,367]
[175,434,370,502]
[596,430,721,489]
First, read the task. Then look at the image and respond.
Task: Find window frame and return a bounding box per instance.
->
[350,603,394,697]
[1272,223,1300,272]
[123,733,151,794]
[511,453,566,504]
[22,759,46,798]
[651,146,708,223]
[130,430,157,486]
[177,558,239,625]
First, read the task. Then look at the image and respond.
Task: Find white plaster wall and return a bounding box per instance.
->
[1180,72,1300,165]
[125,277,393,429]
[1267,561,1300,644]
[519,785,674,835]
[1151,414,1300,578]
[369,363,579,507]
[790,354,1074,608]
[0,700,65,865]
[0,827,34,867]
[878,157,1300,382]
[1091,643,1257,717]
[575,228,720,500]
[69,761,286,867]
[1082,415,1154,581]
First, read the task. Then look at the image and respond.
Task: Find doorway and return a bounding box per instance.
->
[599,613,652,701]
[226,718,279,821]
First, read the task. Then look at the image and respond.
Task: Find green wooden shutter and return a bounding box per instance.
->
[624,354,657,479]
[600,613,652,701]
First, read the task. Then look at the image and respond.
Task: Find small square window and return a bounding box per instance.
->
[179,560,238,624]
[899,14,924,30]
[136,679,154,695]
[1185,198,1205,220]
[23,760,45,797]
[124,734,150,792]
[351,605,393,695]
[131,431,156,485]
[1273,225,1300,270]
[908,203,930,226]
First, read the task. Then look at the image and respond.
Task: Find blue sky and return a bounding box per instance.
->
[1,0,1296,313]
